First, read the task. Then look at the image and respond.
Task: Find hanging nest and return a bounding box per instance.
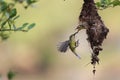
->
[58,0,109,75]
[77,0,109,74]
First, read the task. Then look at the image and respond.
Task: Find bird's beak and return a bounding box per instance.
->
[75,25,81,30]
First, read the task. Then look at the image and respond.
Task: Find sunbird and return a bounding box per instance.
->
[69,33,80,59]
[58,32,80,59]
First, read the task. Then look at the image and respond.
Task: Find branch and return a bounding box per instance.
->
[0,29,28,32]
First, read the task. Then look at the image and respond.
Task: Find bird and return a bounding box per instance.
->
[58,32,80,59]
[68,33,81,59]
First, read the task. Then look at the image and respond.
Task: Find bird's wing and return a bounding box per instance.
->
[57,40,69,52]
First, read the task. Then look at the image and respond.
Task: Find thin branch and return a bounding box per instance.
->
[0,29,28,32]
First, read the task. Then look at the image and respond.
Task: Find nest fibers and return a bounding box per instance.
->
[78,0,109,74]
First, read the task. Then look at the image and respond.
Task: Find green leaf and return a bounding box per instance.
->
[7,71,15,80]
[96,2,101,7]
[13,0,24,3]
[108,0,112,3]
[105,0,112,5]
[101,0,106,4]
[0,32,9,40]
[1,21,7,27]
[112,0,120,7]
[13,15,20,20]
[9,8,17,18]
[22,23,29,27]
[0,1,7,12]
[27,23,35,30]
[26,0,37,5]
[16,23,29,30]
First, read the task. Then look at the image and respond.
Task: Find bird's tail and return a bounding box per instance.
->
[73,52,81,59]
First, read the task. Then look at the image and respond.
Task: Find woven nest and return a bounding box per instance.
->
[78,0,109,74]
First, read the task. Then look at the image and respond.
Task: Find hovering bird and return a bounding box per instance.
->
[69,33,80,59]
[58,32,80,59]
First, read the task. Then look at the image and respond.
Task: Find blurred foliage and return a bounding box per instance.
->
[40,47,56,73]
[7,70,15,80]
[13,0,37,9]
[96,0,120,10]
[0,0,37,40]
